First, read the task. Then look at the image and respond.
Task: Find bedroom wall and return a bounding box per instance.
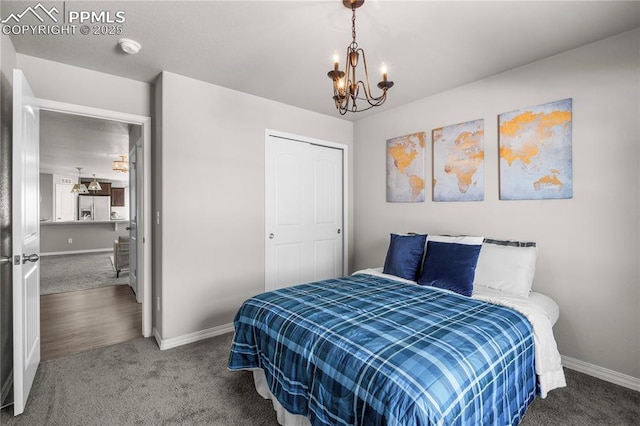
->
[352,29,640,381]
[0,27,16,405]
[15,55,151,117]
[155,71,353,341]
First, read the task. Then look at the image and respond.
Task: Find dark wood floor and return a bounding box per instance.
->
[41,285,142,361]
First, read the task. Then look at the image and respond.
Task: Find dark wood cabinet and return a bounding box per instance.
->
[81,180,111,196]
[111,187,125,207]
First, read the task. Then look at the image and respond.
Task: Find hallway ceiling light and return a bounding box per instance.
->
[88,174,102,192]
[113,155,129,173]
[71,167,89,194]
[327,0,394,115]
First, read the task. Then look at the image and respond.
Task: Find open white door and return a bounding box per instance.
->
[12,69,41,415]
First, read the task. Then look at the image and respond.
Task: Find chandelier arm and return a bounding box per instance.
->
[354,48,384,102]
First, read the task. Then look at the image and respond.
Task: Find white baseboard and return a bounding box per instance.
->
[41,248,112,256]
[155,323,235,351]
[562,355,640,392]
[1,370,13,407]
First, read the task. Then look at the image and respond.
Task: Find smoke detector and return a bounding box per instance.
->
[118,38,141,55]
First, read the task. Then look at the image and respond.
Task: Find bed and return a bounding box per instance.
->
[228,235,566,425]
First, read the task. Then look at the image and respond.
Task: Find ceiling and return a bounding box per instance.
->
[4,1,639,177]
[4,1,639,121]
[40,110,133,182]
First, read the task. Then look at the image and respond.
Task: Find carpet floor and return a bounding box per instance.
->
[41,252,129,295]
[1,333,638,425]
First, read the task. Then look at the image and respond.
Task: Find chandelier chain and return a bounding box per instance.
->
[351,5,357,46]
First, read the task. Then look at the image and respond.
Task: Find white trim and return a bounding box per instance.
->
[562,355,640,391]
[40,248,112,256]
[153,327,162,349]
[264,128,349,277]
[34,98,153,338]
[155,323,235,351]
[36,99,148,126]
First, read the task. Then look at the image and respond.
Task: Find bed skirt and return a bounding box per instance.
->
[252,369,311,426]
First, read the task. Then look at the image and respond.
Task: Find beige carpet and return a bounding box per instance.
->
[1,332,638,425]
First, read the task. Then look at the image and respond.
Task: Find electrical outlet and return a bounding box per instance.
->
[67,238,73,244]
[156,296,160,311]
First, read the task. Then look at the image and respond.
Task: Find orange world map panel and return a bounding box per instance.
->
[387,132,426,202]
[499,98,573,200]
[432,119,485,202]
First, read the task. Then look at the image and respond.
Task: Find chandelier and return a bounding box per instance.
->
[327,0,394,115]
[88,174,102,192]
[113,155,129,173]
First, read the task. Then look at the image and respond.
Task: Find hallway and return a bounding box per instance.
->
[41,285,141,361]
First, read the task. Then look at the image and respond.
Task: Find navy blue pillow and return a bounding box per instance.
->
[382,234,427,281]
[417,241,481,296]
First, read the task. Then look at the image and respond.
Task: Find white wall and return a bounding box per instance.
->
[352,29,639,380]
[16,55,151,117]
[156,71,353,340]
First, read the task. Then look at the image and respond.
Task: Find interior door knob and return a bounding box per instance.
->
[22,253,40,264]
[268,233,275,239]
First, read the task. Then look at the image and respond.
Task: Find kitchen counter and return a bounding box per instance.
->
[40,219,129,225]
[40,220,129,230]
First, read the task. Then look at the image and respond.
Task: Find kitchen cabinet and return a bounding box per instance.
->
[111,187,125,206]
[81,179,111,196]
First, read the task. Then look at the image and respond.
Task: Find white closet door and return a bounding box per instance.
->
[309,144,343,282]
[265,135,343,292]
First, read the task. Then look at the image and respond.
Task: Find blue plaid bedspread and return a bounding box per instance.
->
[228,275,536,425]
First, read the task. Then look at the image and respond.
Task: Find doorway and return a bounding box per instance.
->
[36,99,152,339]
[38,110,143,360]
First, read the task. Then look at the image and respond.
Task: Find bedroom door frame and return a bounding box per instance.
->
[32,97,153,338]
[264,129,349,289]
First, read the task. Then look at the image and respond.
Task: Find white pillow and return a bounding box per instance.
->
[473,239,537,298]
[427,235,484,245]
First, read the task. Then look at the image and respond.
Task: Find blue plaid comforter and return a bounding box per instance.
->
[228,275,536,425]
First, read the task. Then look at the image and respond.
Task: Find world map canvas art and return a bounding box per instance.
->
[499,98,573,200]
[387,132,426,202]
[432,119,484,202]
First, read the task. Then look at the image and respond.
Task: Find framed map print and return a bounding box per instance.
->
[499,98,573,200]
[432,119,484,202]
[387,132,426,202]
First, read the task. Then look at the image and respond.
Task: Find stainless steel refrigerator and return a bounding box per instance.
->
[78,196,111,221]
